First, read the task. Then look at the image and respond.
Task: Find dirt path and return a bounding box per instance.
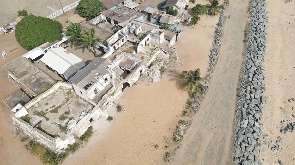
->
[171,1,250,164]
[260,1,295,164]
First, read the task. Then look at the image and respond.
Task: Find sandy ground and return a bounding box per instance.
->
[62,2,219,165]
[172,0,250,164]
[0,0,78,27]
[260,1,295,164]
[0,32,41,165]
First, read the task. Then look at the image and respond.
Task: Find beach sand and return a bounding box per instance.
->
[0,32,41,165]
[63,2,219,165]
[260,1,295,164]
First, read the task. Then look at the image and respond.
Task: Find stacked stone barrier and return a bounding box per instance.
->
[204,4,227,88]
[233,0,268,164]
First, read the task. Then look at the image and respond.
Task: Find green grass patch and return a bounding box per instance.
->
[34,111,49,121]
[79,126,93,142]
[59,114,68,121]
[26,140,66,165]
[21,115,31,123]
[58,124,67,133]
[50,105,62,113]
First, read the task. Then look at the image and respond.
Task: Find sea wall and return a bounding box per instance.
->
[233,0,268,164]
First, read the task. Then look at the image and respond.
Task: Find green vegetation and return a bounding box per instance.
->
[79,126,93,142]
[20,115,31,123]
[66,23,82,47]
[191,4,208,15]
[178,69,205,97]
[25,127,94,164]
[116,104,123,112]
[160,24,169,30]
[66,23,100,55]
[207,0,222,16]
[17,9,28,16]
[58,124,67,133]
[66,90,72,95]
[159,66,166,75]
[80,28,100,54]
[26,140,66,165]
[34,111,49,121]
[167,7,178,16]
[76,0,105,20]
[190,0,222,25]
[190,15,200,25]
[59,114,68,121]
[15,15,62,50]
[50,105,61,113]
[106,116,113,122]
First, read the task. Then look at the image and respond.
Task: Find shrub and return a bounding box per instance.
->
[116,104,122,112]
[26,140,66,165]
[190,15,200,25]
[21,115,31,123]
[106,116,113,122]
[80,126,93,142]
[167,7,178,16]
[191,4,208,15]
[17,9,28,16]
[76,0,105,20]
[15,15,62,50]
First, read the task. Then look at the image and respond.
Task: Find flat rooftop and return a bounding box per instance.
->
[3,89,31,109]
[3,57,56,95]
[27,87,93,139]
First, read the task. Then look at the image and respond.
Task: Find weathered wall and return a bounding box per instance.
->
[25,82,72,109]
[12,117,58,151]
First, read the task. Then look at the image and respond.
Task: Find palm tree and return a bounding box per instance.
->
[65,23,82,47]
[80,28,100,55]
[206,0,222,16]
[178,69,205,97]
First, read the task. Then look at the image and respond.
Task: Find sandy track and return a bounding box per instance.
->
[260,1,295,164]
[0,0,78,27]
[171,1,250,164]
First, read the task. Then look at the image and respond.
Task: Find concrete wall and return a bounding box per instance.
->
[12,117,58,151]
[47,0,81,19]
[72,84,96,105]
[137,34,151,53]
[25,82,72,109]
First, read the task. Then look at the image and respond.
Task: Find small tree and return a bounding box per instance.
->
[17,9,28,16]
[65,23,82,47]
[76,0,105,20]
[207,0,222,16]
[178,69,205,97]
[167,7,178,16]
[80,28,100,55]
[190,15,200,25]
[191,4,208,15]
[15,15,63,50]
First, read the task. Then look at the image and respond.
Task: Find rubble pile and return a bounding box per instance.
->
[233,0,268,164]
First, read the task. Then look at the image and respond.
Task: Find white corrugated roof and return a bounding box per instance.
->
[41,47,82,75]
[22,47,45,60]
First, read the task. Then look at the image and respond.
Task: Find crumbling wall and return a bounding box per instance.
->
[12,117,58,152]
[25,82,72,109]
[233,0,268,164]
